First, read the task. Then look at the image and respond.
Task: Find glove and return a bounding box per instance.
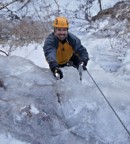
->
[52,67,63,79]
[80,58,89,70]
[49,60,63,79]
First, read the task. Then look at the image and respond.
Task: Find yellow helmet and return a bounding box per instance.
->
[53,17,69,28]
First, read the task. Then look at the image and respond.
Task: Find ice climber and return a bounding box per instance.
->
[43,16,89,79]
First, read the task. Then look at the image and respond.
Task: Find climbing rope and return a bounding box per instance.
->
[86,69,130,137]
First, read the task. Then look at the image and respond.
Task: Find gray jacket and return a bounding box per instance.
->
[43,32,89,64]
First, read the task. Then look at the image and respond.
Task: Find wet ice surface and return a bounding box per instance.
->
[0,55,130,144]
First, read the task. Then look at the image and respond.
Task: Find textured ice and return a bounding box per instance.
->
[0,55,130,144]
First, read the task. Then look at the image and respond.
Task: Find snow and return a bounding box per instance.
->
[1,0,122,20]
[0,0,130,144]
[88,0,122,16]
[118,49,130,75]
[30,104,39,114]
[11,42,49,68]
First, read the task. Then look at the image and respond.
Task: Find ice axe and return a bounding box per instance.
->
[78,62,84,81]
[55,71,61,104]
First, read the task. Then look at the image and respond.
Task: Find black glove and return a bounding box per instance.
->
[80,58,89,70]
[51,67,63,79]
[49,60,63,79]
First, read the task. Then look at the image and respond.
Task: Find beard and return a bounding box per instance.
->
[57,34,67,41]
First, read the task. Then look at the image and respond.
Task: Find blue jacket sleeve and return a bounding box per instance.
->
[43,33,58,64]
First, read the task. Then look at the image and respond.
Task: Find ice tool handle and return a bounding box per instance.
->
[54,70,61,104]
[78,62,84,81]
[55,70,60,80]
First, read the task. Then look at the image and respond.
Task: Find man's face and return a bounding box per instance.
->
[54,28,68,41]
